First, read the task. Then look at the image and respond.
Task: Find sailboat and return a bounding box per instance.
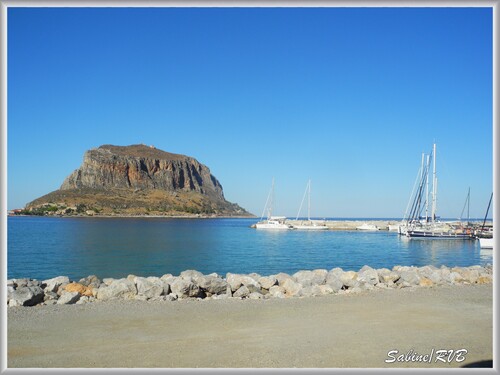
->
[405,143,474,240]
[476,193,493,249]
[292,180,328,230]
[255,178,294,230]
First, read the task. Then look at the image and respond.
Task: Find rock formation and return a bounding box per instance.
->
[26,144,251,216]
[7,264,494,306]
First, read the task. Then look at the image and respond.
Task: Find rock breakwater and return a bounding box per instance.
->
[7,264,492,307]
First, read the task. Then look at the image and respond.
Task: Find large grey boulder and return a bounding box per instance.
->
[135,277,164,299]
[281,278,302,297]
[268,286,286,298]
[358,266,379,285]
[327,267,344,279]
[57,291,81,305]
[340,271,358,288]
[13,278,29,288]
[418,265,438,279]
[197,275,228,295]
[78,275,101,288]
[258,276,277,290]
[293,269,327,287]
[180,270,204,283]
[233,285,250,298]
[44,291,58,302]
[398,269,421,286]
[439,267,451,283]
[377,269,400,284]
[427,270,443,284]
[170,278,202,298]
[42,276,70,293]
[226,273,260,292]
[325,268,344,292]
[96,278,137,300]
[326,277,343,292]
[459,268,480,284]
[449,271,463,284]
[9,286,44,306]
[160,274,176,294]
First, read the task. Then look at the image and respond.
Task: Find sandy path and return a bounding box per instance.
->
[8,284,492,368]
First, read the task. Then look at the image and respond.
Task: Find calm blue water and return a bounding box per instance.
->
[7,216,492,280]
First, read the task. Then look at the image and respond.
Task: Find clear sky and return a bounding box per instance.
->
[7,7,493,218]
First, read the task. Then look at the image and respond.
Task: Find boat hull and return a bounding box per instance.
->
[406,231,474,240]
[292,225,328,231]
[255,220,293,230]
[479,237,494,249]
[255,224,292,230]
[356,224,379,231]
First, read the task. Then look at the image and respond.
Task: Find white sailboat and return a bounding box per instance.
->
[476,193,493,249]
[405,143,473,240]
[292,180,328,230]
[255,178,293,230]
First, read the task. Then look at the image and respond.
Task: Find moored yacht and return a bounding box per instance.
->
[476,193,493,248]
[292,180,328,230]
[254,178,294,230]
[403,143,474,240]
[255,216,294,230]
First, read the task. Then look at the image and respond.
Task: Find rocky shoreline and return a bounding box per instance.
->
[7,264,493,307]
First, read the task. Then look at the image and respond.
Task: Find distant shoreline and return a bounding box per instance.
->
[7,214,492,222]
[7,213,257,219]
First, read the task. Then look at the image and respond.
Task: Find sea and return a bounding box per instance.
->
[7,216,493,281]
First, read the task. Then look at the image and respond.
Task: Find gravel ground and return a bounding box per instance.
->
[7,283,492,368]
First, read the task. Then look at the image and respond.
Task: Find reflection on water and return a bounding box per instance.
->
[7,217,493,280]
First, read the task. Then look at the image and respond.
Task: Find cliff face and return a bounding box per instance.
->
[27,144,250,217]
[60,144,224,199]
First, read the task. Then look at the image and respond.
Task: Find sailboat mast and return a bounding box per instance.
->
[481,192,493,232]
[269,178,275,219]
[418,152,425,220]
[425,154,430,222]
[431,143,437,223]
[308,180,311,221]
[467,187,470,223]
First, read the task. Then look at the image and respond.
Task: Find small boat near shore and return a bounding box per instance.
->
[356,223,380,231]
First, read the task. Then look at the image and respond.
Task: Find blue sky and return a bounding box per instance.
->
[7,7,493,218]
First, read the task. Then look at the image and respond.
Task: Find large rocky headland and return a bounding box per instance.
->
[22,144,252,217]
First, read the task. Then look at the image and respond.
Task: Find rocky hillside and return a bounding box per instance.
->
[25,144,251,217]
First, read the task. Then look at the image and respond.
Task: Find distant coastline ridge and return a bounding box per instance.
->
[20,144,252,217]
